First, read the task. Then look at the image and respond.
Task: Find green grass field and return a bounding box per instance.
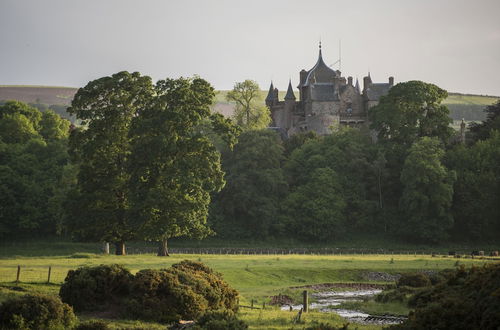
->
[1,241,498,329]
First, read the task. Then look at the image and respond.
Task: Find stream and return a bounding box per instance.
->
[280,289,405,325]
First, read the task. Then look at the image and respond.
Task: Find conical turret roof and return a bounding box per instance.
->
[265,81,275,102]
[284,80,296,100]
[304,43,337,86]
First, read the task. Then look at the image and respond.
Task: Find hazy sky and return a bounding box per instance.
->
[1,0,500,95]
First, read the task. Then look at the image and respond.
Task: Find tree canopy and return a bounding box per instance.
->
[226,80,271,130]
[369,81,453,146]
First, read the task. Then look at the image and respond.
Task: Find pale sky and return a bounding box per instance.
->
[1,0,500,95]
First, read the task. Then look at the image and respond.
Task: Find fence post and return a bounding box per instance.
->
[251,299,254,309]
[302,290,308,312]
[16,265,21,283]
[47,266,52,283]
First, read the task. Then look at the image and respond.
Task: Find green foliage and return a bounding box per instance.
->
[445,132,500,241]
[66,71,154,248]
[369,80,453,146]
[226,80,271,130]
[0,101,72,239]
[194,310,248,330]
[128,77,238,254]
[127,260,238,322]
[283,167,346,241]
[393,263,500,330]
[0,293,76,330]
[399,137,455,243]
[284,128,379,235]
[212,130,288,238]
[397,273,431,288]
[305,323,349,330]
[469,100,500,141]
[59,264,132,311]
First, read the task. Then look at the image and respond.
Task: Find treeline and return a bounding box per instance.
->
[1,76,499,249]
[211,81,500,244]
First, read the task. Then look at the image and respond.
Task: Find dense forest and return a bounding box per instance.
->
[1,73,500,252]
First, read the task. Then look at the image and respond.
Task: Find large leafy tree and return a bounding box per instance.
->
[66,71,154,255]
[128,77,239,256]
[399,137,456,243]
[212,130,287,239]
[226,80,271,130]
[369,80,453,146]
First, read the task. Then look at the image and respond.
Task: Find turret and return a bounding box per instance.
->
[363,74,372,92]
[265,81,278,107]
[389,76,394,86]
[284,80,296,101]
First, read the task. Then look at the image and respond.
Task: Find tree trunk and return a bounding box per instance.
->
[102,242,110,255]
[115,242,126,255]
[157,238,170,256]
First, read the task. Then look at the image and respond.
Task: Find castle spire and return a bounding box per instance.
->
[285,80,296,100]
[265,81,275,102]
[355,78,361,94]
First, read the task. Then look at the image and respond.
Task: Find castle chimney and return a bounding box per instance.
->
[300,69,307,86]
[389,76,394,86]
[348,76,353,86]
[363,76,371,92]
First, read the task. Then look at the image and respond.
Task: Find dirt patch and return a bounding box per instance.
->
[363,271,401,282]
[269,294,294,305]
[290,282,389,290]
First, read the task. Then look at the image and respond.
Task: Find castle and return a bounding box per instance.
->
[265,43,394,136]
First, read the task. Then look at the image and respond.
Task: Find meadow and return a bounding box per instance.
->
[1,241,498,329]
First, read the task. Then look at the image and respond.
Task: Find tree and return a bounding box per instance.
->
[284,128,379,232]
[66,71,154,255]
[128,77,239,256]
[399,137,455,243]
[469,100,500,141]
[226,80,271,130]
[369,81,453,146]
[283,167,346,241]
[445,131,500,241]
[212,130,287,239]
[0,102,71,239]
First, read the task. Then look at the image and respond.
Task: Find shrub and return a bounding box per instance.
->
[59,264,132,311]
[392,263,500,329]
[0,294,77,330]
[397,273,431,288]
[193,310,248,330]
[126,261,239,323]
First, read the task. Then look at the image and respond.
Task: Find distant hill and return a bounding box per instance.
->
[1,86,498,123]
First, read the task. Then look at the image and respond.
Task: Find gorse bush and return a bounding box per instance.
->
[0,294,77,330]
[396,273,431,288]
[59,264,132,311]
[392,263,500,329]
[126,260,239,322]
[59,260,239,323]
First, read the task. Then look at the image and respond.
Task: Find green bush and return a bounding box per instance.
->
[59,264,132,311]
[126,260,239,323]
[392,263,500,329]
[0,294,77,330]
[397,273,431,288]
[193,310,248,330]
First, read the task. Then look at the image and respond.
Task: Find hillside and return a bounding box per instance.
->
[1,86,498,123]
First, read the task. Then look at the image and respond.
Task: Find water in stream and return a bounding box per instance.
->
[280,289,405,325]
